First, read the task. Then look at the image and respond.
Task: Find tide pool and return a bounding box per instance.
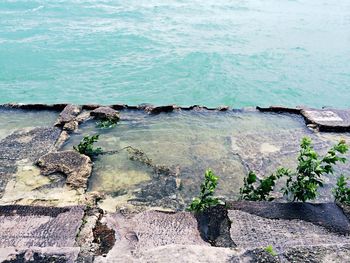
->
[0,0,349,107]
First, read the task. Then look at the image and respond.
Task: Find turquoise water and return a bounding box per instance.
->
[0,0,349,108]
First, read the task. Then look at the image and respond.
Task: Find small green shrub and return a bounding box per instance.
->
[73,134,102,157]
[239,168,290,201]
[96,119,117,129]
[333,174,350,205]
[188,169,223,212]
[240,137,348,202]
[283,138,348,202]
[264,245,277,257]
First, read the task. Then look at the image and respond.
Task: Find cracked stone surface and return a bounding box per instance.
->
[0,205,84,262]
[95,210,209,262]
[230,209,350,250]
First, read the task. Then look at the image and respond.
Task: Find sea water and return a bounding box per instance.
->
[0,0,349,108]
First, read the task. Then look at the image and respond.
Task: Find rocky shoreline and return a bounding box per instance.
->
[0,104,350,262]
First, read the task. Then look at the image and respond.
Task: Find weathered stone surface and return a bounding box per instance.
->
[0,127,61,162]
[55,104,81,127]
[228,201,350,234]
[0,205,84,247]
[301,108,350,132]
[0,247,80,263]
[96,210,209,261]
[0,127,61,198]
[228,202,350,254]
[75,111,92,123]
[37,150,92,190]
[76,208,102,263]
[90,106,120,121]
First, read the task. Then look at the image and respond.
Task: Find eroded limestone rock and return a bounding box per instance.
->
[55,104,81,131]
[90,106,120,122]
[37,150,92,190]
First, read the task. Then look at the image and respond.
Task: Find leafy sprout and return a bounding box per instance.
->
[73,134,103,157]
[188,169,223,212]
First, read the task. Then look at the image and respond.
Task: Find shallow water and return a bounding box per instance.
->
[0,108,58,140]
[1,0,350,107]
[63,110,350,208]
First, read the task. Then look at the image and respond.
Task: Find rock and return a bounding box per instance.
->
[90,107,120,122]
[63,120,79,132]
[55,104,81,127]
[217,106,230,111]
[256,106,302,114]
[0,205,84,247]
[228,201,350,254]
[95,210,209,261]
[54,130,70,149]
[196,205,236,247]
[148,105,178,114]
[301,108,350,132]
[76,111,92,123]
[227,201,350,234]
[0,127,61,198]
[37,150,92,190]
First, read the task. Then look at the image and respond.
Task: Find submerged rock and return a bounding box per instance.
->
[90,106,120,122]
[37,150,92,190]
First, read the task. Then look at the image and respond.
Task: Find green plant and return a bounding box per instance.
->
[333,174,350,205]
[73,134,103,157]
[264,245,277,257]
[239,168,289,201]
[96,119,117,129]
[188,169,223,212]
[283,138,348,202]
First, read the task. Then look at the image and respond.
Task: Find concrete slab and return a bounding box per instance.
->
[95,210,209,261]
[0,205,84,248]
[301,109,350,132]
[228,202,350,255]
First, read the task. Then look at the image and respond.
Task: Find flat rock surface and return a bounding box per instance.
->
[228,202,350,254]
[96,210,209,261]
[0,127,61,198]
[0,205,84,247]
[301,109,350,131]
[228,201,350,234]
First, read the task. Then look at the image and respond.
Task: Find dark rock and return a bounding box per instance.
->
[90,106,120,122]
[0,103,67,111]
[93,220,116,255]
[148,105,178,114]
[196,205,236,247]
[217,106,230,111]
[111,104,127,110]
[37,150,92,190]
[256,106,302,114]
[2,250,73,263]
[82,104,101,110]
